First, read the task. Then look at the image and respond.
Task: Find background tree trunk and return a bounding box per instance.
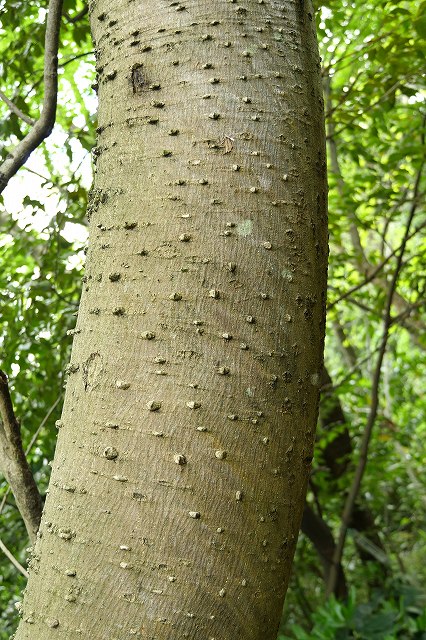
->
[301,504,348,600]
[14,1,327,638]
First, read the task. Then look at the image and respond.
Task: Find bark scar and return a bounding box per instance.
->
[82,352,103,391]
[131,63,145,94]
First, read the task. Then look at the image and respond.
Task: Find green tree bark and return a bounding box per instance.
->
[14,1,327,638]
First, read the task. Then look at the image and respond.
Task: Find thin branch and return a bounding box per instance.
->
[330,75,417,140]
[0,371,43,542]
[326,167,422,596]
[352,530,389,566]
[64,5,88,24]
[324,299,425,396]
[19,50,94,108]
[0,0,64,193]
[329,292,381,317]
[0,394,62,579]
[320,343,382,394]
[0,392,63,517]
[326,74,426,340]
[0,90,35,126]
[330,289,426,338]
[390,300,426,331]
[328,219,426,309]
[22,166,52,183]
[26,394,63,457]
[322,21,411,76]
[60,50,94,67]
[379,192,408,256]
[0,537,28,579]
[324,73,367,262]
[325,69,364,120]
[320,1,366,71]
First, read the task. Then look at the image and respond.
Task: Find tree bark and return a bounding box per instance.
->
[14,1,327,638]
[0,371,42,542]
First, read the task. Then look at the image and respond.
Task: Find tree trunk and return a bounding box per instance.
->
[14,1,327,638]
[301,505,348,600]
[318,367,352,478]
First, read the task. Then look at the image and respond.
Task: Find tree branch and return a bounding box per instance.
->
[64,5,88,24]
[320,343,382,394]
[0,371,43,542]
[325,69,364,120]
[0,0,64,193]
[326,75,426,341]
[322,29,397,75]
[0,393,63,517]
[326,181,421,597]
[330,76,416,139]
[0,90,35,126]
[0,537,28,579]
[328,219,426,310]
[324,73,368,262]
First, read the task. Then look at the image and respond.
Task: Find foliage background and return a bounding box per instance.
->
[0,0,425,637]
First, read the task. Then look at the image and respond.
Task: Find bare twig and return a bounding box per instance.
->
[0,371,43,542]
[326,73,426,340]
[60,50,94,67]
[0,90,35,126]
[324,73,367,261]
[21,50,94,104]
[320,343,382,394]
[328,292,380,317]
[325,69,364,119]
[18,49,94,110]
[0,537,28,579]
[320,1,365,71]
[64,5,88,24]
[0,0,64,193]
[0,393,62,578]
[326,160,423,596]
[0,393,63,517]
[322,21,410,76]
[392,299,425,325]
[26,395,63,456]
[329,291,425,337]
[330,76,417,139]
[379,186,411,255]
[328,219,426,309]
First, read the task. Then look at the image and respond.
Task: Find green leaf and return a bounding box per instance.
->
[414,1,426,38]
